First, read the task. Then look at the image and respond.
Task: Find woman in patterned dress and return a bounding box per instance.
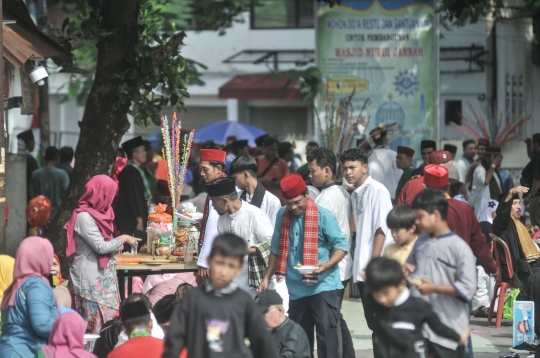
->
[64,175,140,350]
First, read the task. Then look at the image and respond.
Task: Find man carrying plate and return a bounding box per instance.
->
[258,173,348,358]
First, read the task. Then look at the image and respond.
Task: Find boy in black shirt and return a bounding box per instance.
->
[162,233,277,358]
[363,257,468,358]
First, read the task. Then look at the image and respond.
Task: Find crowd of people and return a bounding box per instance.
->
[2,129,540,358]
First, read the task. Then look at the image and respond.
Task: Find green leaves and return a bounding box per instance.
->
[271,66,323,102]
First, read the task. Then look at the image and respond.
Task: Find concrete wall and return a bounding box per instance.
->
[4,154,27,256]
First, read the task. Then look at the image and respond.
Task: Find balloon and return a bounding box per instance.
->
[26,195,51,228]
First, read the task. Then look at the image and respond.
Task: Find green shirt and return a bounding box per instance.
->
[396,167,414,199]
[30,166,70,219]
[34,348,45,358]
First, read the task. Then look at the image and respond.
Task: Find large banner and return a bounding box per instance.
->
[317,0,436,157]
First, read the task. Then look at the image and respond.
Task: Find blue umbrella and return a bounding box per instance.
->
[192,121,267,147]
[145,131,165,149]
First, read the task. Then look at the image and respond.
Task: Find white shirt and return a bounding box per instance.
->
[469,165,501,218]
[197,199,220,268]
[217,201,273,248]
[243,190,282,227]
[368,148,403,200]
[217,201,274,291]
[316,183,353,281]
[454,156,473,183]
[351,176,394,282]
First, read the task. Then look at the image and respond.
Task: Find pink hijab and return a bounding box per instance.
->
[1,236,54,310]
[41,311,95,358]
[64,175,118,269]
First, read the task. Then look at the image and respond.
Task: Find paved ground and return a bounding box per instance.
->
[336,298,515,358]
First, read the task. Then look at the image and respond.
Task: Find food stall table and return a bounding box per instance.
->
[116,253,198,300]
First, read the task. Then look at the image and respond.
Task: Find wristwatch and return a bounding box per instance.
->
[491,164,496,169]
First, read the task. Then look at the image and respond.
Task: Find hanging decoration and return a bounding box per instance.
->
[452,102,532,147]
[315,81,372,155]
[160,112,195,209]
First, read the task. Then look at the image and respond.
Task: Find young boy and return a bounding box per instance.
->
[364,257,467,358]
[162,233,277,358]
[407,188,476,358]
[383,204,418,265]
[107,301,164,358]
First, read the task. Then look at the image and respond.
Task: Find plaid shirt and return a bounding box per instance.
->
[248,242,271,289]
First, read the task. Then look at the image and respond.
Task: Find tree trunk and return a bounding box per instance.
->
[46,0,142,275]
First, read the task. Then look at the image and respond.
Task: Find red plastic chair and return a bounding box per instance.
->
[487,234,518,328]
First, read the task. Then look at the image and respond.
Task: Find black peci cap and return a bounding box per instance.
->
[121,136,144,153]
[205,177,236,197]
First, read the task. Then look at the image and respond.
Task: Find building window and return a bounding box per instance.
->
[251,0,314,29]
[445,100,462,126]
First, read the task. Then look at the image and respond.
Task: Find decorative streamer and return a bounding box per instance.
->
[160,113,195,211]
[452,102,531,147]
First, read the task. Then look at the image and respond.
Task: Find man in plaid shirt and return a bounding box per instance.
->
[258,173,348,358]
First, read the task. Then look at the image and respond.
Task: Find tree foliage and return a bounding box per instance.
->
[55,0,249,126]
[439,0,540,26]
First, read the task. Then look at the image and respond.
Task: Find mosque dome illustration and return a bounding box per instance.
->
[375,94,406,125]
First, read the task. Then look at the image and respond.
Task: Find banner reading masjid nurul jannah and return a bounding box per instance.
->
[317,0,436,157]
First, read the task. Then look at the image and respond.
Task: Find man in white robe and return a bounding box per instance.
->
[307,147,355,358]
[454,139,477,183]
[367,127,402,200]
[196,149,227,278]
[469,146,503,217]
[206,177,274,297]
[229,155,282,226]
[340,148,393,286]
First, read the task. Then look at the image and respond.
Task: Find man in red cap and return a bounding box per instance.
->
[395,146,416,199]
[258,173,348,358]
[398,150,454,205]
[469,146,502,217]
[197,148,228,279]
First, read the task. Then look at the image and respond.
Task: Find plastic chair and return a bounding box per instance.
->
[487,234,518,328]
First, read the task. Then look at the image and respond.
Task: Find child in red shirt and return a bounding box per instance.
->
[107,301,164,358]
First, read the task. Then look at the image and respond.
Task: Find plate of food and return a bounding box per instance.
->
[294,263,319,274]
[407,274,423,287]
[83,334,100,342]
[173,211,202,224]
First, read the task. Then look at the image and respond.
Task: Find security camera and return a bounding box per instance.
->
[29,65,48,86]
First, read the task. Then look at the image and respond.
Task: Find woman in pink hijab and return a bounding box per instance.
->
[35,311,95,358]
[64,175,139,350]
[0,236,59,357]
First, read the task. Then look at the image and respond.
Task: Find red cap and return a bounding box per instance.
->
[280,174,307,200]
[397,146,415,157]
[423,164,449,189]
[477,138,490,147]
[429,150,452,164]
[200,149,226,163]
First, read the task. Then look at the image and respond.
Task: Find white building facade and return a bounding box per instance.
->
[7,5,540,170]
